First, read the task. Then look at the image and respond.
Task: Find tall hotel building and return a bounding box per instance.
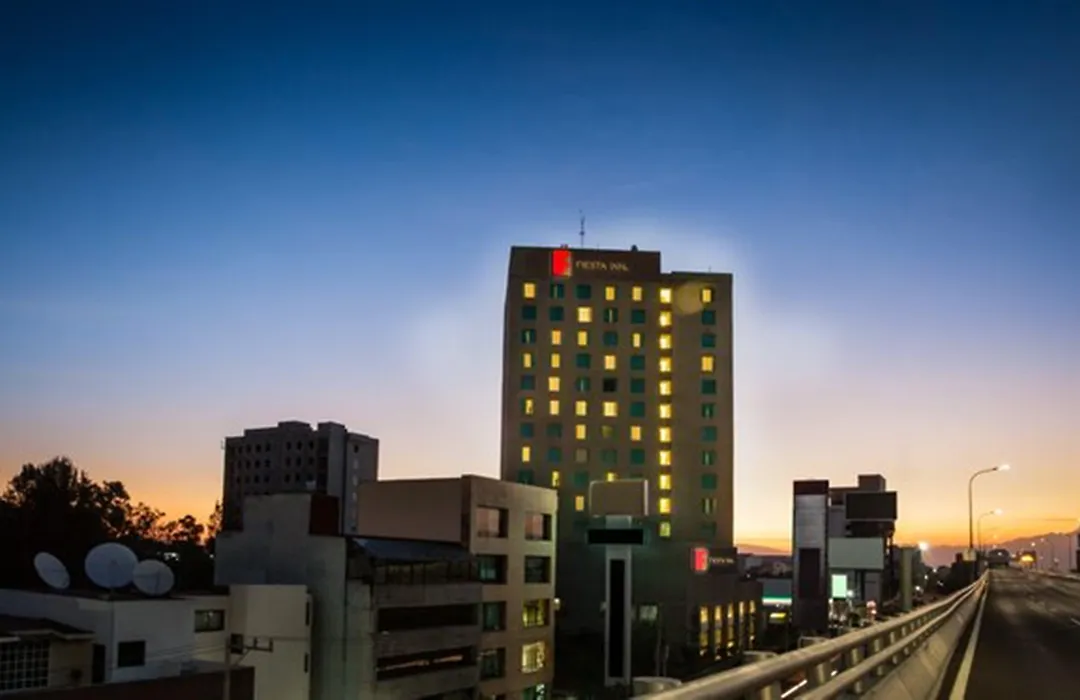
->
[500,246,761,680]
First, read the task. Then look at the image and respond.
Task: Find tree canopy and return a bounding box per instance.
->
[0,457,219,591]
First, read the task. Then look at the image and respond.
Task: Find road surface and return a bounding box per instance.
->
[952,568,1080,698]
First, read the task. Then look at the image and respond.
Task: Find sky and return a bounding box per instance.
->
[1,1,1077,551]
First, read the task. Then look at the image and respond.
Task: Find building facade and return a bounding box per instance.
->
[499,245,759,681]
[222,421,378,533]
[355,475,557,700]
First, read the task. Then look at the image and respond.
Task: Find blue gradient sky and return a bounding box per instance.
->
[1,1,1077,548]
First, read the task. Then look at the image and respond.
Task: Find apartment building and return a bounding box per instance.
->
[500,245,761,679]
[222,421,378,533]
[355,474,557,700]
[216,493,489,700]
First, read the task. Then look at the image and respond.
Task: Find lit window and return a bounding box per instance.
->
[659,473,672,491]
[522,446,532,463]
[632,286,643,301]
[603,401,618,417]
[659,357,672,373]
[603,354,617,370]
[659,450,672,466]
[522,398,534,415]
[701,286,714,303]
[522,352,533,369]
[574,495,586,512]
[659,404,672,419]
[548,376,560,392]
[632,332,642,348]
[577,330,589,347]
[605,285,617,301]
[630,425,642,441]
[523,282,536,299]
[606,472,617,482]
[575,400,588,416]
[577,307,593,323]
[701,354,715,372]
[659,380,672,396]
[551,470,560,487]
[658,427,672,443]
[660,287,672,304]
[551,329,562,346]
[550,352,561,368]
[659,334,672,350]
[659,521,671,538]
[659,311,672,327]
[575,424,587,440]
[658,497,672,514]
[549,399,560,416]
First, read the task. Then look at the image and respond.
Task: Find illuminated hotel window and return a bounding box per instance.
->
[575,424,587,440]
[630,425,642,441]
[575,400,588,417]
[659,473,672,491]
[658,497,672,514]
[577,330,589,347]
[659,287,672,304]
[606,472,617,482]
[550,352,561,368]
[549,399,560,416]
[632,285,643,301]
[603,354,617,370]
[548,376,561,392]
[522,352,534,369]
[632,332,643,348]
[659,521,671,538]
[659,311,672,327]
[577,307,593,323]
[659,380,672,396]
[602,401,618,417]
[699,607,710,655]
[575,448,589,463]
[605,285,617,301]
[551,329,562,346]
[658,427,672,443]
[659,357,672,373]
[659,450,672,466]
[521,398,534,416]
[701,354,715,372]
[701,286,714,304]
[659,404,672,419]
[551,470,560,487]
[521,446,532,463]
[523,282,536,299]
[659,334,673,350]
[574,495,586,512]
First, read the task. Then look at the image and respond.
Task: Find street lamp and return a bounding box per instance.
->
[977,509,1003,552]
[968,464,1010,555]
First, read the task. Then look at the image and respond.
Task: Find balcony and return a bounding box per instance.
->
[375,625,481,658]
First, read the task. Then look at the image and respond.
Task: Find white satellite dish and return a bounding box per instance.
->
[84,543,138,590]
[132,559,175,597]
[34,552,70,590]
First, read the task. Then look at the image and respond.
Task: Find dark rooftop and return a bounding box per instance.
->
[0,614,94,641]
[351,537,472,563]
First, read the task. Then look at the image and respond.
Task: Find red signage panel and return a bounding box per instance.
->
[551,249,573,278]
[692,547,709,573]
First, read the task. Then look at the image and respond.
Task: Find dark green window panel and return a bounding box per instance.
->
[701,472,718,489]
[573,471,590,488]
[575,353,591,369]
[630,355,646,371]
[630,309,647,324]
[701,403,716,418]
[575,284,592,300]
[701,333,716,348]
[601,449,618,465]
[517,469,535,485]
[522,305,537,321]
[630,378,646,394]
[701,379,717,394]
[602,331,618,347]
[630,449,646,465]
[603,308,619,323]
[575,377,591,392]
[549,306,565,322]
[520,375,536,390]
[701,309,717,325]
[630,402,646,417]
[521,329,537,344]
[546,423,562,438]
[701,450,717,466]
[701,426,718,442]
[550,282,565,299]
[547,447,562,463]
[520,423,535,438]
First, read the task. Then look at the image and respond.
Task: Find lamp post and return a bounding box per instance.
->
[976,509,1003,553]
[967,465,1010,556]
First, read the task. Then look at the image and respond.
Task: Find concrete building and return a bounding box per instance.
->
[0,585,308,700]
[222,421,378,533]
[499,245,760,681]
[216,492,492,700]
[355,474,558,700]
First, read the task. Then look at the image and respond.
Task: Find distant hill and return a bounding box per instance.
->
[736,543,790,555]
[923,532,1078,568]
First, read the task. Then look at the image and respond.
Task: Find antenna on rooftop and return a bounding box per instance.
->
[85,542,138,593]
[133,559,175,597]
[34,552,71,590]
[579,211,586,248]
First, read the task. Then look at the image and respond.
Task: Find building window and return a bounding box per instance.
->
[521,641,548,673]
[574,495,586,512]
[605,285,617,301]
[630,425,642,441]
[701,286,714,303]
[659,380,672,396]
[476,507,509,538]
[576,330,589,346]
[574,448,588,463]
[630,448,645,465]
[702,426,718,441]
[601,448,617,465]
[575,424,587,440]
[701,403,716,418]
[550,352,561,368]
[482,602,507,631]
[659,473,672,491]
[478,555,508,583]
[577,307,593,323]
[602,330,618,346]
[602,401,618,417]
[575,376,591,392]
[549,306,565,322]
[522,352,534,369]
[521,446,532,463]
[480,648,506,680]
[632,285,643,301]
[517,469,535,485]
[701,472,718,489]
[0,640,49,691]
[658,521,671,538]
[658,498,672,515]
[523,600,551,628]
[523,305,538,321]
[548,376,560,392]
[701,379,717,394]
[659,334,672,350]
[630,354,646,371]
[701,354,715,372]
[575,400,588,416]
[702,309,717,325]
[573,471,590,487]
[629,308,647,325]
[551,470,560,487]
[521,329,536,344]
[546,447,561,463]
[550,282,565,299]
[551,329,562,345]
[659,287,672,304]
[659,450,672,466]
[659,403,672,419]
[631,332,643,348]
[116,640,146,668]
[575,284,592,300]
[548,399,560,416]
[523,282,536,299]
[630,402,646,418]
[525,512,552,540]
[605,471,617,482]
[702,332,716,348]
[521,375,536,391]
[658,426,672,443]
[601,425,615,439]
[194,609,225,633]
[702,497,717,515]
[602,377,618,393]
[659,311,672,327]
[603,354,617,370]
[575,353,590,370]
[546,422,562,438]
[525,556,552,583]
[702,451,716,466]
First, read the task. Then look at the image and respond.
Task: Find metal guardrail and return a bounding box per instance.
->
[638,575,988,700]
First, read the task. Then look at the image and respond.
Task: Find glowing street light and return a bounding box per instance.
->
[977,509,1004,551]
[968,464,1010,555]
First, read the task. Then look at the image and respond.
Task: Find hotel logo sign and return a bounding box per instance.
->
[550,249,632,278]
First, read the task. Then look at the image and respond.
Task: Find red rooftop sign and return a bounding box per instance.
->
[551,249,573,277]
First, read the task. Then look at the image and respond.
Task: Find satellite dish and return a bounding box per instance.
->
[84,543,138,590]
[34,552,71,590]
[132,560,175,597]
